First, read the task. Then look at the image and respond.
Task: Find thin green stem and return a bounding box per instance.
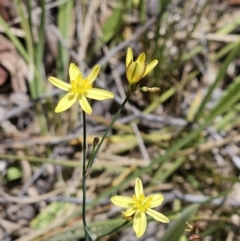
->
[85,226,94,241]
[95,221,129,241]
[82,112,89,241]
[88,93,131,169]
[80,94,130,240]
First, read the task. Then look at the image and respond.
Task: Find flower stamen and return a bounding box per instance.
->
[132,194,152,212]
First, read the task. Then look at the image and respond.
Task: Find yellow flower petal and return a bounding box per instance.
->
[69,63,81,81]
[126,62,147,84]
[87,65,100,83]
[48,77,71,91]
[136,52,145,64]
[86,88,114,100]
[126,47,133,68]
[55,93,77,113]
[143,59,158,77]
[146,194,164,208]
[146,209,169,223]
[123,207,137,216]
[111,196,134,208]
[79,96,92,115]
[135,178,144,199]
[133,211,147,238]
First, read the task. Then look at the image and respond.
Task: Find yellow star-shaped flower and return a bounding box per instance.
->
[126,47,158,85]
[111,178,169,238]
[48,63,114,114]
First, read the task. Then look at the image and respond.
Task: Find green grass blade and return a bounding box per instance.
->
[36,0,46,68]
[15,0,44,98]
[205,76,240,123]
[216,20,240,34]
[139,0,146,22]
[153,157,185,182]
[195,42,240,121]
[159,204,199,241]
[101,3,125,44]
[214,41,239,61]
[57,0,73,79]
[0,15,28,62]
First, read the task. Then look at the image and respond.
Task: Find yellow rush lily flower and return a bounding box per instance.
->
[111,178,169,238]
[48,63,114,115]
[126,47,158,85]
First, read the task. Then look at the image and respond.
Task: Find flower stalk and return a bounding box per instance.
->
[82,111,89,241]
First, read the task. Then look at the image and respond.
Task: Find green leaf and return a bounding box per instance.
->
[101,4,125,44]
[159,204,199,241]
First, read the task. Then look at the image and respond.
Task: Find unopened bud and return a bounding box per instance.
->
[141,87,161,92]
[121,212,133,221]
[93,137,99,147]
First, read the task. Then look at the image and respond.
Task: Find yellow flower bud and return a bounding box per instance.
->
[125,47,158,89]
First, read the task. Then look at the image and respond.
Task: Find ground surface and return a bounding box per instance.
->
[1,0,240,240]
